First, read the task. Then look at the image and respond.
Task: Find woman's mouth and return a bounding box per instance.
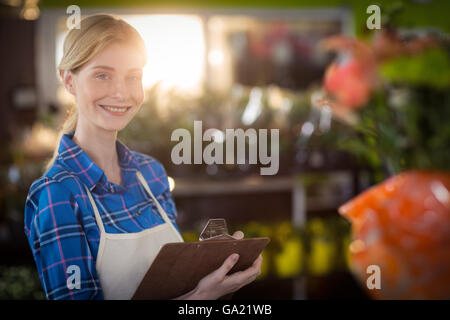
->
[99,104,132,116]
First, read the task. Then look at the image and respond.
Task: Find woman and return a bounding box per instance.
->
[24,14,262,300]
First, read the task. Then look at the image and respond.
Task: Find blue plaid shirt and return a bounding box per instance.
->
[24,132,180,300]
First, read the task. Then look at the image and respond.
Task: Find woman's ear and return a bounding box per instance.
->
[60,70,76,96]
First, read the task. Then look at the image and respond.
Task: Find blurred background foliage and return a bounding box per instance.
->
[328,42,450,176]
[0,266,45,300]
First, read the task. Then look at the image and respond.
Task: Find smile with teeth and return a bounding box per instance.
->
[100,104,131,113]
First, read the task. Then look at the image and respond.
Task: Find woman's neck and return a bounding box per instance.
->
[73,123,122,186]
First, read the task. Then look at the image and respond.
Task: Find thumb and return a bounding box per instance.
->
[215,253,239,279]
[232,230,244,240]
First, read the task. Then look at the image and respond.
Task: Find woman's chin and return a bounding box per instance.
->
[98,120,129,132]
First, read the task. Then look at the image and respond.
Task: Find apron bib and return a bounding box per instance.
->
[84,170,183,300]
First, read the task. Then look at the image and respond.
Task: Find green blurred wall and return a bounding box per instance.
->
[40,0,450,36]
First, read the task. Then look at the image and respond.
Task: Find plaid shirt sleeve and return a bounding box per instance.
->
[24,177,103,300]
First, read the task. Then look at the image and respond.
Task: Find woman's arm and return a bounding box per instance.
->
[24,178,103,300]
[144,160,263,300]
[173,231,263,300]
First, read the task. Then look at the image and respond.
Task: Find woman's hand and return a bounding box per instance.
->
[174,231,263,300]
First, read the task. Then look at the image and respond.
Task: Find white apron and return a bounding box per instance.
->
[84,170,183,300]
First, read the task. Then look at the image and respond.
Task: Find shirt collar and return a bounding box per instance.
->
[55,132,139,191]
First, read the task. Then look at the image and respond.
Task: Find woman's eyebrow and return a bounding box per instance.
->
[91,66,141,72]
[92,65,115,71]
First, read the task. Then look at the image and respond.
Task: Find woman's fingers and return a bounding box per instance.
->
[196,252,263,299]
[214,253,240,279]
[252,254,263,268]
[225,254,263,287]
[247,254,263,276]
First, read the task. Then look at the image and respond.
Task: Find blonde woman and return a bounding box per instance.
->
[24,14,262,300]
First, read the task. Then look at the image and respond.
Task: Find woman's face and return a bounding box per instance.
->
[66,42,145,132]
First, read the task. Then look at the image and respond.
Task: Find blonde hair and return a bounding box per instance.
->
[46,14,146,172]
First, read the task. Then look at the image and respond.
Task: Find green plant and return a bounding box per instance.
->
[0,265,45,300]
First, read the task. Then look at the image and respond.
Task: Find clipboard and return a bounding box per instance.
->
[132,219,270,300]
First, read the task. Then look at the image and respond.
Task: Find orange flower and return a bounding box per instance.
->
[339,171,450,299]
[320,31,436,112]
[323,59,373,109]
[321,36,377,110]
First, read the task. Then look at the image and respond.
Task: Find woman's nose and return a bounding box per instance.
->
[110,79,129,99]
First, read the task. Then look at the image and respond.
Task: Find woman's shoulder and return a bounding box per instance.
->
[27,162,85,208]
[130,151,167,176]
[24,165,86,237]
[129,151,170,193]
[130,150,162,167]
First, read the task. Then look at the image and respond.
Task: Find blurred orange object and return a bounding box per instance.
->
[322,36,377,110]
[323,58,373,109]
[321,31,437,112]
[339,171,450,299]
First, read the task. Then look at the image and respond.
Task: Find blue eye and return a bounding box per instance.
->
[96,73,109,80]
[129,75,141,81]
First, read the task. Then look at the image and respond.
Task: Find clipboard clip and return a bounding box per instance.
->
[199,219,236,241]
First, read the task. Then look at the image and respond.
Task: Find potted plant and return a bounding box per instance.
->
[314,27,450,299]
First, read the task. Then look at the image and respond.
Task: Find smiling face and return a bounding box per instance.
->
[64,41,145,133]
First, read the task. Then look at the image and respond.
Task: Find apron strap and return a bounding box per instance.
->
[83,171,182,242]
[84,185,106,234]
[135,171,183,241]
